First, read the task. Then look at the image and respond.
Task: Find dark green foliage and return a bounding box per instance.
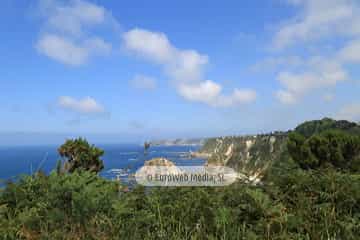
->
[1,171,359,239]
[271,169,360,240]
[288,129,360,172]
[294,117,360,137]
[58,138,104,173]
[0,171,119,239]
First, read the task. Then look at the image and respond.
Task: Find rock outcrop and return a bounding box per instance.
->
[141,158,182,176]
[144,157,177,167]
[198,133,289,182]
[194,118,360,184]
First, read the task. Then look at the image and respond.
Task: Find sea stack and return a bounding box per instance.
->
[144,157,176,167]
[139,157,183,177]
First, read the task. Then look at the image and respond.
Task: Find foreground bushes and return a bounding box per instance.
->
[0,171,118,239]
[0,168,359,239]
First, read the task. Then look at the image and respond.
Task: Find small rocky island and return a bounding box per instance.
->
[144,157,177,167]
[138,157,183,178]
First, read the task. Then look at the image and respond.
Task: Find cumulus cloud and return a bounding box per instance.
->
[36,34,87,65]
[177,81,222,105]
[130,74,157,90]
[273,0,360,49]
[178,82,256,107]
[336,103,360,121]
[262,0,360,104]
[275,58,347,104]
[36,34,111,65]
[36,0,113,65]
[39,0,107,35]
[123,28,256,107]
[35,2,254,108]
[123,28,208,82]
[275,89,297,105]
[57,96,106,114]
[123,29,176,64]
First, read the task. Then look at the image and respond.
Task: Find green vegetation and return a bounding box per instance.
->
[0,171,118,239]
[288,130,360,172]
[294,117,360,137]
[0,118,359,239]
[58,138,104,173]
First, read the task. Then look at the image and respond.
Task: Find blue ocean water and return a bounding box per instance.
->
[0,144,205,183]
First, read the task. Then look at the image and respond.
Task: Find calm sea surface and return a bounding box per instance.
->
[0,144,205,184]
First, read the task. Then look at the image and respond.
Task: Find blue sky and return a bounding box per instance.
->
[1,0,360,145]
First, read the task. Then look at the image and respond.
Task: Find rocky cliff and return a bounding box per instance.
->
[199,133,289,182]
[196,118,360,184]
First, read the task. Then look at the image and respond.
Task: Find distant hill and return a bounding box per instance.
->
[294,117,360,137]
[150,138,205,146]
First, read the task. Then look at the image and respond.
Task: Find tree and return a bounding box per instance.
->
[288,130,360,172]
[58,138,104,173]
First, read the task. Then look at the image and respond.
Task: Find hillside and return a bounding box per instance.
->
[199,118,360,181]
[294,117,360,137]
[199,133,288,182]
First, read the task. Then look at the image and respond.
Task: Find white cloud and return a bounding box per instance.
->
[40,0,106,36]
[250,56,304,72]
[231,89,257,103]
[36,2,254,107]
[123,28,208,82]
[57,96,106,114]
[217,89,257,107]
[36,0,113,65]
[130,74,157,90]
[275,90,297,105]
[177,81,256,107]
[36,34,88,65]
[266,1,360,104]
[83,37,112,54]
[123,28,256,107]
[36,34,111,65]
[177,81,222,105]
[123,28,175,64]
[275,58,347,104]
[274,0,360,49]
[336,103,360,121]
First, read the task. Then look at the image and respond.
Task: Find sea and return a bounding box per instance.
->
[0,144,205,185]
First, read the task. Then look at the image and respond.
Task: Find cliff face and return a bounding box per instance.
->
[198,118,360,183]
[199,133,288,181]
